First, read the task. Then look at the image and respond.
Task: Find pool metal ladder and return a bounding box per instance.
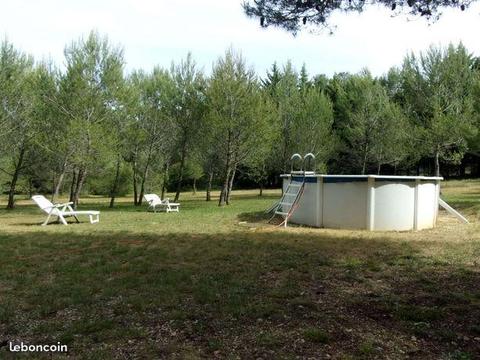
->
[268,153,315,227]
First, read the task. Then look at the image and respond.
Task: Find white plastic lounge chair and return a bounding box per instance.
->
[31,195,100,226]
[144,194,180,213]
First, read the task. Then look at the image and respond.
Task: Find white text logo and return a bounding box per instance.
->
[9,341,68,353]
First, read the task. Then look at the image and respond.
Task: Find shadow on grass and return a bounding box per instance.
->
[0,229,479,358]
[230,192,279,200]
[237,210,272,223]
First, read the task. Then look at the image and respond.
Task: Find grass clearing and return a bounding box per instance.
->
[0,182,479,358]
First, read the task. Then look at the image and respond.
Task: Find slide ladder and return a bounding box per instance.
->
[273,177,305,227]
[268,153,315,227]
[439,198,469,224]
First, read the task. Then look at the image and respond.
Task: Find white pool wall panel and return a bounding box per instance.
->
[372,181,415,231]
[323,181,368,229]
[415,182,439,230]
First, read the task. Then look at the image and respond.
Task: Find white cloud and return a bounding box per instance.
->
[1,0,479,77]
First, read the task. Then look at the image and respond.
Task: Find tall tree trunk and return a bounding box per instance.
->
[53,171,65,201]
[361,144,368,175]
[53,160,68,202]
[69,169,77,203]
[109,155,121,208]
[7,146,26,209]
[219,132,233,207]
[377,163,381,175]
[161,162,169,200]
[259,183,263,196]
[219,168,231,207]
[72,168,87,209]
[192,178,197,195]
[138,148,154,206]
[226,164,237,205]
[206,170,213,201]
[434,150,440,177]
[132,159,139,206]
[174,142,187,202]
[139,177,146,206]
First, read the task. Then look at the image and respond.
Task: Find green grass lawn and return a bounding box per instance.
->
[0,183,479,359]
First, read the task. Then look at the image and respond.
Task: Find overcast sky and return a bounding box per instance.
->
[1,0,480,77]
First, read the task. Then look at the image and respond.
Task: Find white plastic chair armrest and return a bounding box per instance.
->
[56,202,74,207]
[54,202,74,212]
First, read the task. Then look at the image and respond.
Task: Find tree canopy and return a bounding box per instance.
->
[242,0,475,34]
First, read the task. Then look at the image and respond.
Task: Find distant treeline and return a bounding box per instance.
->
[1,31,479,209]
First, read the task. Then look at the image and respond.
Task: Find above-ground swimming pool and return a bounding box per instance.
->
[281,174,443,231]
